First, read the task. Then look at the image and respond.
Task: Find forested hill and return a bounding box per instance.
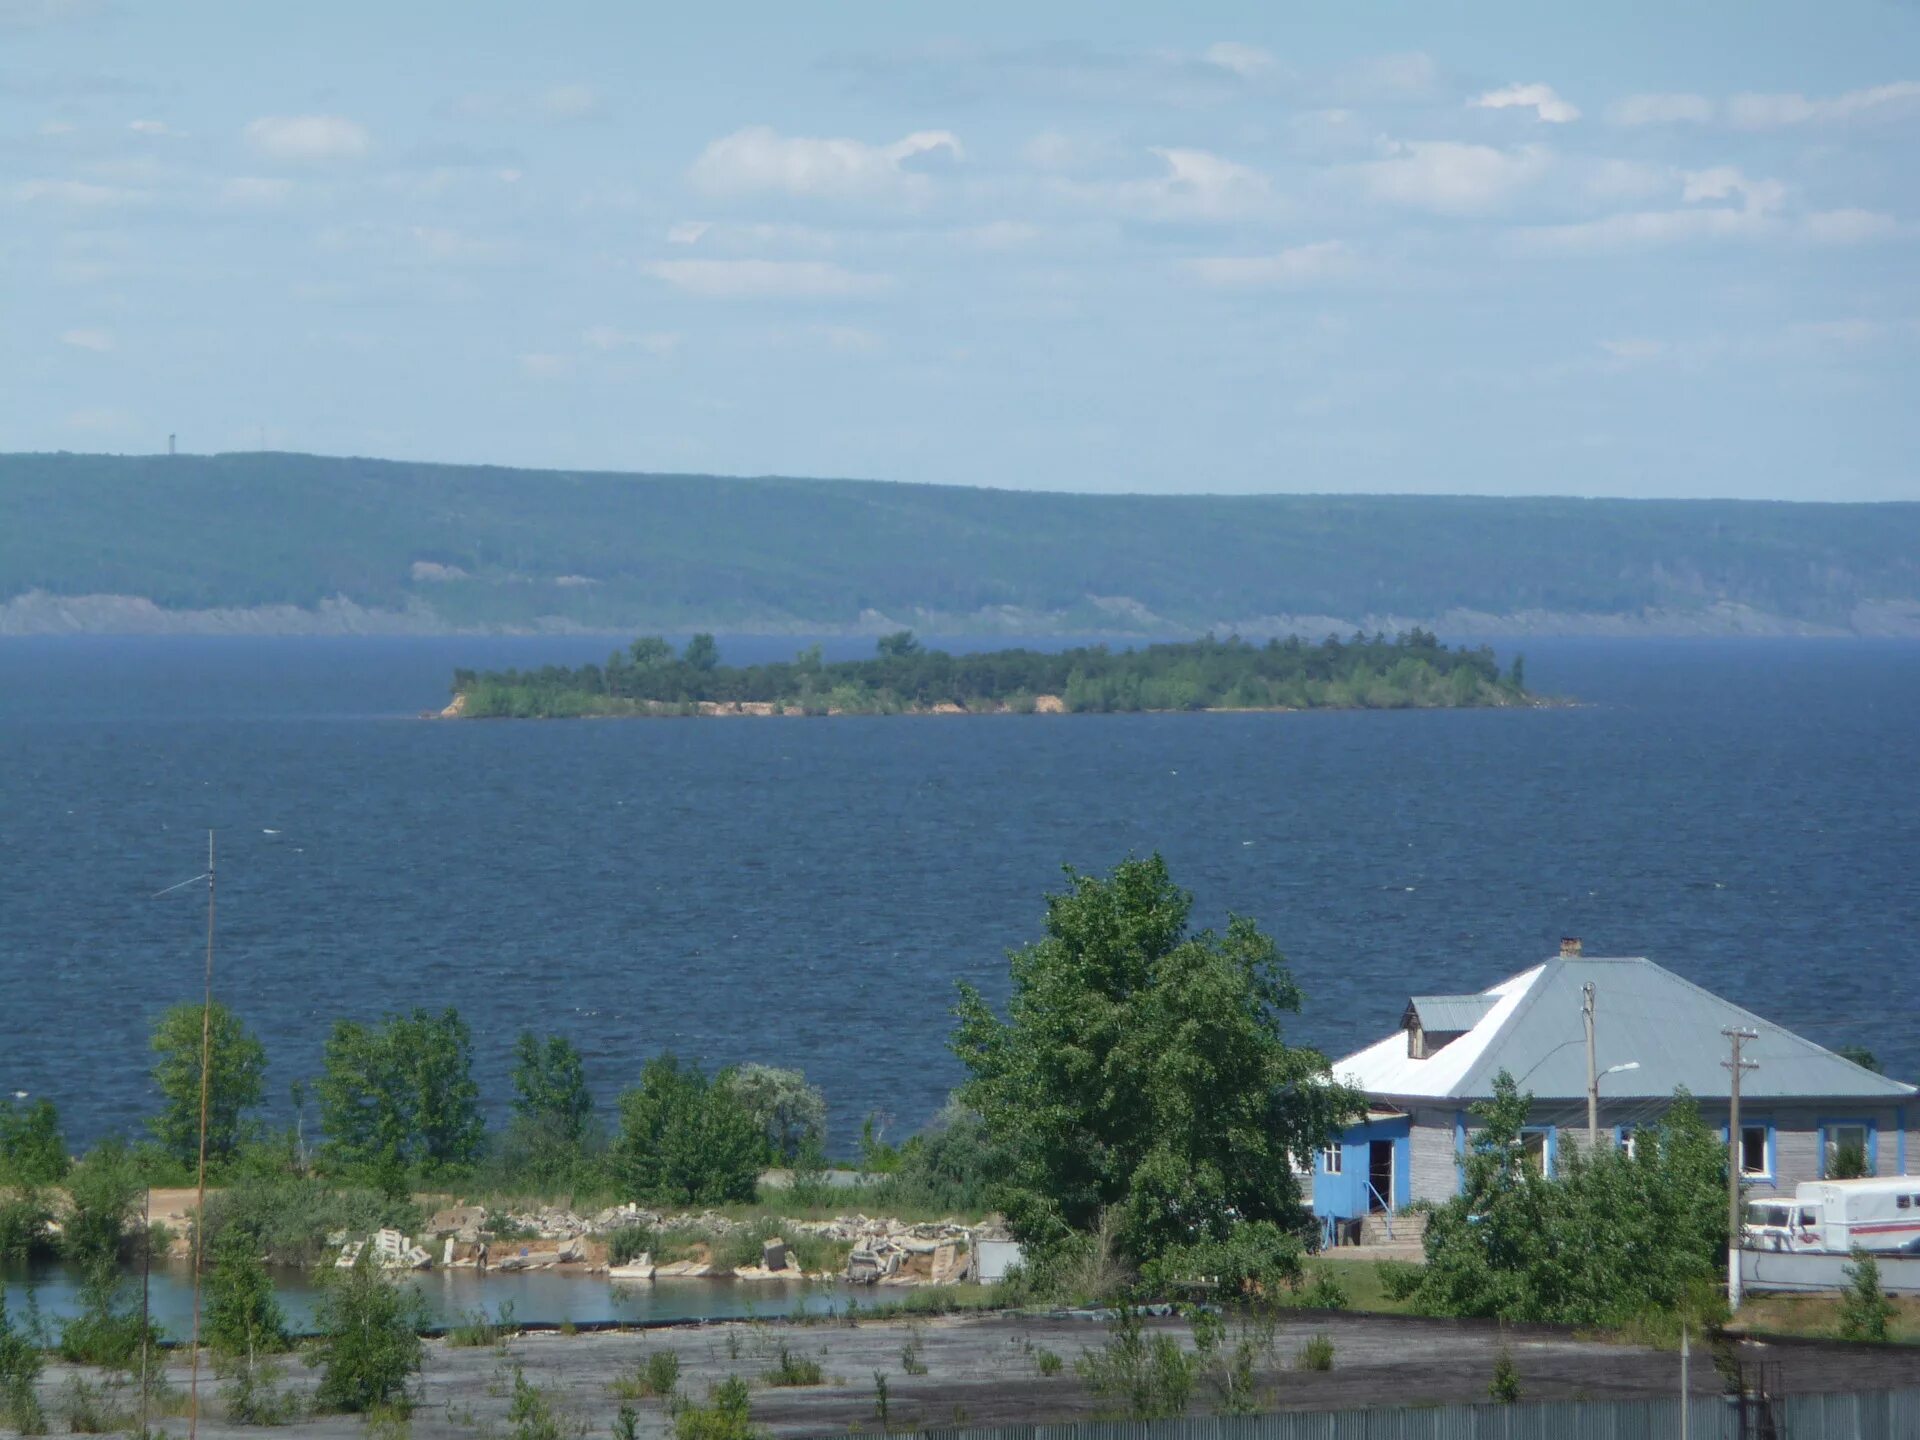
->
[4,451,1919,636]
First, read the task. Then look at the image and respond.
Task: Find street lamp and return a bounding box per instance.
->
[1589,1060,1641,1150]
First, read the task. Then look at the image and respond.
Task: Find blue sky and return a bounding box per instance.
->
[4,1,1916,499]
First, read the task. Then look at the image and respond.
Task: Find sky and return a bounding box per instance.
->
[3,1,1917,500]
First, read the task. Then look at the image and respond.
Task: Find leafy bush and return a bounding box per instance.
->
[673,1377,757,1440]
[609,1055,763,1207]
[0,1291,47,1435]
[1075,1307,1194,1420]
[58,1376,129,1434]
[1297,1271,1348,1310]
[58,1259,164,1367]
[0,1098,69,1187]
[508,1366,566,1440]
[1839,1249,1896,1342]
[1489,1346,1521,1403]
[610,1347,680,1401]
[0,1191,55,1263]
[608,1225,657,1267]
[1142,1220,1305,1301]
[308,1254,426,1414]
[447,1302,518,1349]
[765,1345,823,1387]
[199,1171,417,1268]
[1375,1260,1425,1301]
[205,1233,291,1361]
[1033,1348,1062,1377]
[60,1139,142,1265]
[1296,1334,1335,1372]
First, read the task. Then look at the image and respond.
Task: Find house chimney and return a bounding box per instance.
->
[1560,937,1583,957]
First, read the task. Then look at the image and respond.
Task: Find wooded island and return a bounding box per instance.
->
[447,630,1535,717]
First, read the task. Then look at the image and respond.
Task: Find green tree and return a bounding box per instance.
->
[952,855,1360,1280]
[629,635,674,668]
[723,1065,826,1163]
[308,1253,426,1414]
[683,634,720,671]
[0,1097,68,1187]
[876,630,921,658]
[316,1009,484,1180]
[1412,1074,1727,1326]
[206,1231,291,1361]
[60,1138,141,1266]
[0,1291,45,1435]
[609,1056,763,1206]
[507,1032,595,1184]
[1838,1248,1896,1342]
[1834,1044,1883,1074]
[149,1001,268,1171]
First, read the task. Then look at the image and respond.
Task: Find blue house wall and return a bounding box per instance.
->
[1311,1114,1411,1247]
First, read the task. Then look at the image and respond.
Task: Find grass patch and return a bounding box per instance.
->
[1731,1293,1920,1345]
[1296,1258,1423,1315]
[611,1349,682,1401]
[1296,1334,1335,1372]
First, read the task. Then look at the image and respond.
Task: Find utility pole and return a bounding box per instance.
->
[1722,1026,1758,1311]
[1584,981,1599,1151]
[1680,1324,1690,1440]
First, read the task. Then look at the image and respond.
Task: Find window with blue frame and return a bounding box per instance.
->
[1738,1121,1773,1181]
[1320,1143,1342,1175]
[1520,1126,1554,1175]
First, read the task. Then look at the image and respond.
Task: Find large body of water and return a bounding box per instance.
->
[2,635,1916,1155]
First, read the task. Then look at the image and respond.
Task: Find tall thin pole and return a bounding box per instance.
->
[189,831,216,1439]
[1679,1324,1690,1440]
[1583,982,1599,1151]
[1722,1026,1758,1312]
[139,1186,151,1436]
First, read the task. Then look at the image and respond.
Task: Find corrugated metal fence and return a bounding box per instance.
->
[918,1386,1920,1440]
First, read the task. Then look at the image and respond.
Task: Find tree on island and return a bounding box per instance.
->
[0,1096,69,1187]
[504,1031,596,1185]
[952,855,1362,1295]
[876,630,921,658]
[608,1054,763,1206]
[150,1000,268,1172]
[683,633,720,671]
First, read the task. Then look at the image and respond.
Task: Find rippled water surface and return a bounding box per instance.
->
[2,635,1916,1152]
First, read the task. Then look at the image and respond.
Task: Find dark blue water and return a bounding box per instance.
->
[1,636,1916,1156]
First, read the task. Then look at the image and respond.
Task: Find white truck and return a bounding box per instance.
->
[1744,1176,1920,1254]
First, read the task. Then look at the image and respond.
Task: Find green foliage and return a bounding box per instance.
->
[724,1065,826,1163]
[60,1138,141,1265]
[644,1349,682,1398]
[613,1404,641,1440]
[1141,1220,1308,1301]
[672,1377,757,1440]
[1410,1074,1728,1327]
[1374,1260,1425,1301]
[1074,1306,1194,1420]
[508,1366,567,1440]
[608,1055,763,1207]
[506,1031,595,1185]
[871,1372,889,1430]
[308,1253,426,1414]
[198,1170,417,1268]
[899,1331,927,1375]
[1838,1249,1896,1342]
[607,1225,656,1267]
[0,1291,47,1435]
[315,1008,484,1180]
[765,1345,823,1387]
[1296,1333,1335,1371]
[58,1258,164,1367]
[0,1190,56,1263]
[461,632,1525,718]
[1830,1140,1871,1180]
[1189,1307,1271,1416]
[1033,1348,1063,1378]
[953,855,1359,1282]
[1297,1270,1350,1310]
[0,1097,69,1187]
[220,1352,301,1427]
[204,1231,291,1360]
[1835,1045,1882,1074]
[861,1102,1003,1214]
[149,1001,268,1172]
[447,1303,516,1349]
[1489,1346,1521,1403]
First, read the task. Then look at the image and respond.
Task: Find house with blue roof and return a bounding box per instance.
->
[1314,939,1916,1246]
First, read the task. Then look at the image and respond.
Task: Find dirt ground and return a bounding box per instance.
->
[20,1308,1920,1440]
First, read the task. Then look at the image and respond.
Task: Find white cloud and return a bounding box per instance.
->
[1060,146,1272,223]
[641,259,894,299]
[1470,82,1580,124]
[1727,81,1920,129]
[1801,209,1902,245]
[1583,158,1672,203]
[59,327,113,351]
[1184,241,1353,289]
[1203,41,1275,79]
[220,176,293,206]
[518,352,571,379]
[582,326,681,356]
[963,220,1040,250]
[1606,92,1713,126]
[1357,140,1549,214]
[667,221,711,245]
[127,118,171,135]
[1520,166,1786,253]
[811,324,884,353]
[244,114,370,163]
[1022,130,1109,174]
[1597,338,1667,362]
[689,125,962,200]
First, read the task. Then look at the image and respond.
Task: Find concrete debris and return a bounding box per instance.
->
[335,1229,431,1271]
[762,1237,789,1272]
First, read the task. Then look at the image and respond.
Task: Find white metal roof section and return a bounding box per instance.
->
[1333,965,1545,1099]
[1406,994,1500,1033]
[1335,955,1917,1105]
